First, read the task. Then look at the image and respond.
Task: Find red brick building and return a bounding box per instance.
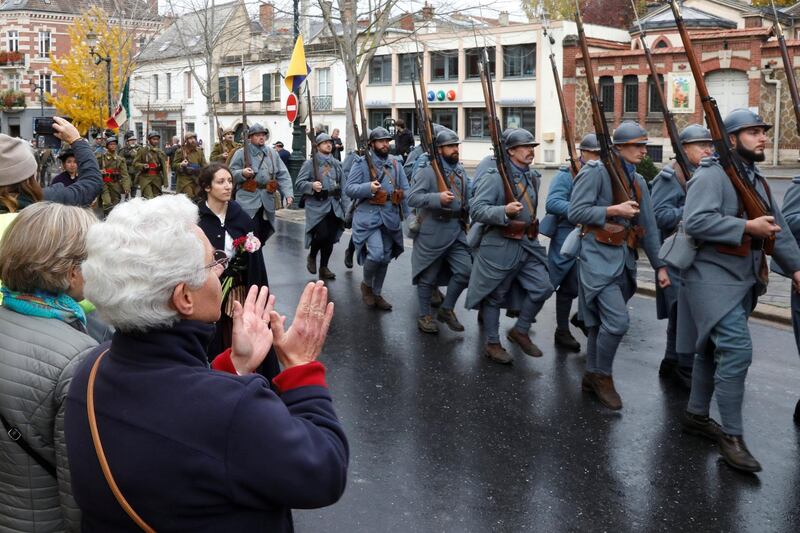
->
[0,0,161,137]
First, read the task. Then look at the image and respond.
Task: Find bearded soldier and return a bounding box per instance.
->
[540,133,601,352]
[210,129,240,164]
[650,124,714,389]
[465,128,553,364]
[567,121,669,410]
[408,128,471,335]
[172,132,206,200]
[679,109,800,472]
[345,127,410,311]
[296,132,346,281]
[96,135,130,215]
[229,123,293,243]
[131,131,169,199]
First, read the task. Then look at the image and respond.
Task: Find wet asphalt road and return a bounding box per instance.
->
[264,219,800,533]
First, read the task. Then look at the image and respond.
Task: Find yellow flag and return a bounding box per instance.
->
[285,35,311,93]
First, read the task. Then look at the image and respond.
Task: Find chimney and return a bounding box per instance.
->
[260,2,275,32]
[499,11,509,27]
[422,2,434,21]
[400,12,414,32]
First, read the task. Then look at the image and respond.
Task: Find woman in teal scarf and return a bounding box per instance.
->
[0,202,98,531]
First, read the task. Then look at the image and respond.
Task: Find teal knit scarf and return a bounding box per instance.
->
[1,286,87,327]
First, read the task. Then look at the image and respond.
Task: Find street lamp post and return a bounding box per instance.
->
[31,80,45,117]
[286,0,306,206]
[86,31,113,119]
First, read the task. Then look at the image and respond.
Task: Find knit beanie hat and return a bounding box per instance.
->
[0,134,38,187]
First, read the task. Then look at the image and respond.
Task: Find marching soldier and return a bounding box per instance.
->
[465,129,553,364]
[341,147,362,269]
[650,124,714,389]
[210,129,240,164]
[567,121,669,410]
[345,127,410,311]
[96,135,130,215]
[120,131,140,196]
[541,133,601,352]
[132,131,169,199]
[173,131,207,200]
[777,176,800,425]
[296,132,346,281]
[679,109,800,472]
[229,123,293,243]
[408,128,471,334]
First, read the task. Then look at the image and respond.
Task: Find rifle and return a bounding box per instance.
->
[667,0,774,254]
[574,2,633,208]
[413,53,448,193]
[630,0,691,189]
[475,39,527,240]
[304,83,322,188]
[179,107,187,163]
[542,22,579,176]
[240,69,251,170]
[145,97,150,142]
[354,77,379,182]
[772,0,800,136]
[346,87,362,154]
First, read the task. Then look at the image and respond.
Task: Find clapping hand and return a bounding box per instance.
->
[270,281,334,368]
[230,285,275,375]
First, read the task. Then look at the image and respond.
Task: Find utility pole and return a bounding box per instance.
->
[287,0,306,206]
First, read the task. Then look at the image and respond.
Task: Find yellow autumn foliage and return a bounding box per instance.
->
[50,7,137,135]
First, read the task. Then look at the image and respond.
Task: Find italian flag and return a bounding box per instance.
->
[106,78,129,130]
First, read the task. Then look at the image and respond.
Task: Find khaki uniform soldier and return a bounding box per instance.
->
[120,132,140,195]
[132,131,169,198]
[173,132,207,200]
[97,135,130,215]
[210,129,240,164]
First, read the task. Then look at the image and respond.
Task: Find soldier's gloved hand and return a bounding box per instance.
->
[745,215,781,239]
[242,167,255,178]
[439,191,455,206]
[370,181,381,194]
[504,201,523,217]
[608,200,639,219]
[312,181,323,193]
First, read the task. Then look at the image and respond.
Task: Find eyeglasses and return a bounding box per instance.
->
[204,250,229,276]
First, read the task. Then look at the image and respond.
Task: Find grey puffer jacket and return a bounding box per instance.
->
[0,306,97,532]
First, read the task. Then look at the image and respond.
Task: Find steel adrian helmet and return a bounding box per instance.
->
[612,121,649,145]
[248,123,268,136]
[723,108,772,134]
[578,133,601,152]
[315,132,333,145]
[105,135,118,145]
[679,124,713,144]
[503,128,539,150]
[369,127,393,142]
[147,130,160,140]
[184,131,198,141]
[435,128,461,147]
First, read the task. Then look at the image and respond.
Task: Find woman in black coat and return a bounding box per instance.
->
[197,163,273,368]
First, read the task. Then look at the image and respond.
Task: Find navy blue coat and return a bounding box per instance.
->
[64,320,348,532]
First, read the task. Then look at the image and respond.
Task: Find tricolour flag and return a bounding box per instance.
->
[285,35,311,93]
[106,78,130,130]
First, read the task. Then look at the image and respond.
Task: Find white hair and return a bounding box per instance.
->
[82,195,207,332]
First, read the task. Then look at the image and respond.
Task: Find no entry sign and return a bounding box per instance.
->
[286,93,298,123]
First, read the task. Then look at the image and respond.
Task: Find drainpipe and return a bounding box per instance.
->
[764,68,781,167]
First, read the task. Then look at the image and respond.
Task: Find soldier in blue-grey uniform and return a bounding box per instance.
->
[408,128,472,334]
[229,123,293,243]
[540,133,601,352]
[403,124,445,181]
[296,132,346,281]
[345,127,410,311]
[342,147,362,269]
[679,109,800,472]
[568,121,670,411]
[465,128,553,364]
[650,124,714,389]
[775,175,800,426]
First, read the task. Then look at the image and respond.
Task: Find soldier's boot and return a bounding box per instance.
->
[344,243,355,269]
[718,434,762,473]
[319,266,336,280]
[671,365,693,391]
[681,411,723,442]
[417,315,439,335]
[570,313,588,336]
[583,372,622,410]
[430,288,444,307]
[485,343,513,365]
[554,328,581,352]
[506,328,543,357]
[477,308,484,325]
[659,358,678,378]
[436,308,464,332]
[306,253,317,275]
[795,399,800,425]
[360,282,376,307]
[374,295,393,312]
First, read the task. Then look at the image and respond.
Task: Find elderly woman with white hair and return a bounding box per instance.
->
[64,194,348,532]
[0,202,98,532]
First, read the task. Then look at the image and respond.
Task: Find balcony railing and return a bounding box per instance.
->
[312,95,332,112]
[0,51,27,69]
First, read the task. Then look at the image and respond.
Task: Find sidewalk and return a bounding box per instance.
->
[276,208,794,325]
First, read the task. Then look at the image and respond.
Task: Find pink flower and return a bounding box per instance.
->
[243,232,261,253]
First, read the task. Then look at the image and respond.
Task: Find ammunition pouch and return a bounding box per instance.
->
[581,222,643,248]
[502,218,539,240]
[265,180,279,193]
[391,189,405,206]
[241,179,258,193]
[369,189,389,205]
